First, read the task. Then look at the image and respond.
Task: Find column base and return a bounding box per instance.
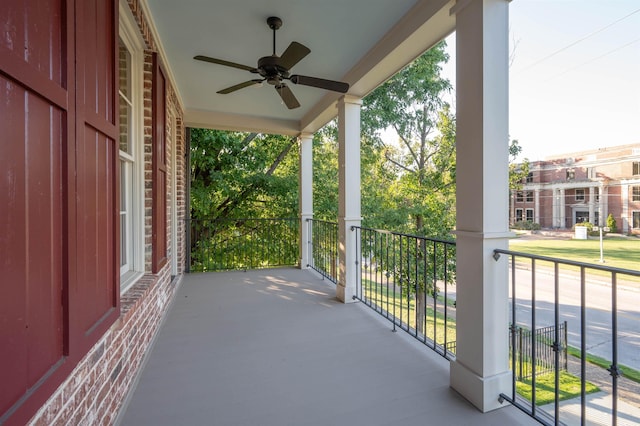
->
[450,360,511,412]
[336,283,357,304]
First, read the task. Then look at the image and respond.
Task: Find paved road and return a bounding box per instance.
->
[508,265,640,372]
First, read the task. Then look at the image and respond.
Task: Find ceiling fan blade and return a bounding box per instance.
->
[194,55,257,73]
[289,75,349,93]
[275,83,300,109]
[217,79,264,94]
[279,42,311,70]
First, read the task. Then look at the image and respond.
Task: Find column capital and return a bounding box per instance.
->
[338,95,363,106]
[297,132,314,141]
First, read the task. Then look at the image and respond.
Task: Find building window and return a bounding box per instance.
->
[595,187,600,202]
[516,191,524,202]
[633,186,640,202]
[526,191,534,202]
[633,211,640,228]
[566,169,575,180]
[526,209,534,222]
[118,12,145,292]
[633,161,640,176]
[515,208,524,222]
[525,172,533,183]
[575,189,585,201]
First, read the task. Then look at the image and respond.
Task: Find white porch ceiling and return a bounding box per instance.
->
[143,0,456,135]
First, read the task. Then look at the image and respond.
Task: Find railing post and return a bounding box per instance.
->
[518,328,523,381]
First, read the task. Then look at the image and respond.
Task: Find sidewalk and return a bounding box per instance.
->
[539,354,640,425]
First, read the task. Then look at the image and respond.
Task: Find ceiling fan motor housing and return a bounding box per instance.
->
[257,56,289,83]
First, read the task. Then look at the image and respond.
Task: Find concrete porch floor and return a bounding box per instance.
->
[117,268,537,426]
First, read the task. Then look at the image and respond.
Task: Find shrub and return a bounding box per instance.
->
[606,214,617,233]
[512,220,541,231]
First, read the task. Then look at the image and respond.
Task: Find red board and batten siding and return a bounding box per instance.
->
[0,1,119,424]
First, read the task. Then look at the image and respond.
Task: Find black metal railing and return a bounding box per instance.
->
[352,226,457,360]
[511,322,568,381]
[188,218,299,272]
[495,248,640,426]
[307,219,338,284]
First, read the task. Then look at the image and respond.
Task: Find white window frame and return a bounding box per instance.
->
[575,188,585,201]
[119,2,145,292]
[632,186,640,202]
[633,211,640,229]
[526,191,533,203]
[525,208,534,222]
[515,208,524,222]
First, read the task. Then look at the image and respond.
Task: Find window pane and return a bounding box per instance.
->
[119,38,132,155]
[120,212,127,267]
[120,161,128,268]
[119,39,131,98]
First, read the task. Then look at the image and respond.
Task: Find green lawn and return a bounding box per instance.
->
[516,371,600,406]
[509,236,640,273]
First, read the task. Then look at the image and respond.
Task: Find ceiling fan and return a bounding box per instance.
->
[194,16,349,109]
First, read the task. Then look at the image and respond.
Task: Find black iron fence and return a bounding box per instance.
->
[352,226,457,360]
[511,322,567,381]
[307,219,338,284]
[495,248,640,426]
[188,218,298,272]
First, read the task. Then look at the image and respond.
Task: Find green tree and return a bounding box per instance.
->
[361,42,455,237]
[189,129,299,269]
[509,139,530,192]
[190,129,298,220]
[360,42,455,334]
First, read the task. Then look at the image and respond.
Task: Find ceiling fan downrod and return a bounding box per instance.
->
[267,16,282,56]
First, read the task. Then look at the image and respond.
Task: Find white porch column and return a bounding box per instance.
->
[552,188,559,228]
[534,189,540,224]
[621,184,629,233]
[600,183,607,225]
[298,132,314,269]
[559,188,566,228]
[509,191,515,225]
[589,187,595,224]
[450,0,512,412]
[337,95,362,303]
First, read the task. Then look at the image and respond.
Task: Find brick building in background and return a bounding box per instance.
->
[511,143,640,234]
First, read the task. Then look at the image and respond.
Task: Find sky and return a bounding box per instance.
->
[441,0,640,161]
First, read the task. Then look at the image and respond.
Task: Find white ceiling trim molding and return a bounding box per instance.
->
[185,109,300,136]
